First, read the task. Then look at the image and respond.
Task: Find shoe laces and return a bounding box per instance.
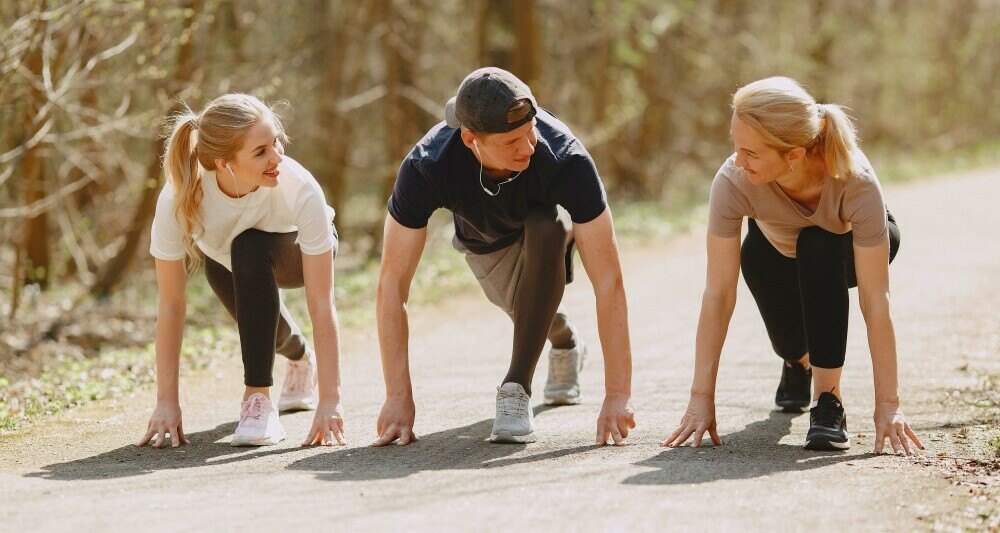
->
[550,351,577,384]
[498,388,529,418]
[781,361,809,390]
[241,396,266,420]
[285,355,313,395]
[812,393,843,428]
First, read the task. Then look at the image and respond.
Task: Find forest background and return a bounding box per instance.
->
[1,0,998,432]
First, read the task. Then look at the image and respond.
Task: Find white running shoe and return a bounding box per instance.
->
[231,392,286,446]
[544,342,586,405]
[489,382,536,443]
[278,348,318,412]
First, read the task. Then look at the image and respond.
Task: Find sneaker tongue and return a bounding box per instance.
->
[819,392,841,407]
[499,382,524,395]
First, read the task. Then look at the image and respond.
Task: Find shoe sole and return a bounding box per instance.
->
[488,431,536,444]
[278,399,317,412]
[543,393,583,406]
[804,433,851,451]
[775,400,809,413]
[231,433,286,447]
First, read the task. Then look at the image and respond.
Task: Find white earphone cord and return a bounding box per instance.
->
[474,140,522,197]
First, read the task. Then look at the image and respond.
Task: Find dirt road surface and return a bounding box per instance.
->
[2,167,997,532]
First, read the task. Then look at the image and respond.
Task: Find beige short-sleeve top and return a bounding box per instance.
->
[707,151,888,258]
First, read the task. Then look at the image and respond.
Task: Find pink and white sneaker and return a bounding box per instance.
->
[278,348,318,412]
[231,392,285,446]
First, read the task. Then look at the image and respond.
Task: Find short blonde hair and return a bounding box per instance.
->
[733,77,860,179]
[163,93,288,272]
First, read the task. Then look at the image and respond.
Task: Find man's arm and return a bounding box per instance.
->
[373,214,427,446]
[573,207,637,445]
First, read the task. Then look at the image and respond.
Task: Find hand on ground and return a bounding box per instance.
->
[303,399,347,446]
[596,393,637,445]
[873,400,923,455]
[663,393,722,448]
[373,396,418,446]
[135,401,189,448]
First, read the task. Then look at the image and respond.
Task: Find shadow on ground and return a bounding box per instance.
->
[625,410,868,485]
[27,407,899,484]
[24,420,307,481]
[286,404,598,481]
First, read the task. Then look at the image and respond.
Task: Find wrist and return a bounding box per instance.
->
[319,389,342,403]
[690,389,715,399]
[875,395,900,405]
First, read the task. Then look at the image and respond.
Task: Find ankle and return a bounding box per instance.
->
[243,387,270,400]
[812,387,842,403]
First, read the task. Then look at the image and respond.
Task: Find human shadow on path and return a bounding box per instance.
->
[288,404,594,482]
[625,410,863,486]
[26,419,310,481]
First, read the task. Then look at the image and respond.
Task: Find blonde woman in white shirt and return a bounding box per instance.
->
[136,94,345,448]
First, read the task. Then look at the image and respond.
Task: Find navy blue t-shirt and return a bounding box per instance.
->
[387,108,608,254]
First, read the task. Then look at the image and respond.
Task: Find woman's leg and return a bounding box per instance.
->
[740,219,809,362]
[799,212,901,400]
[794,226,850,401]
[217,229,308,392]
[741,219,814,410]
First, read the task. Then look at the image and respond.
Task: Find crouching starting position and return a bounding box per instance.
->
[374,68,635,445]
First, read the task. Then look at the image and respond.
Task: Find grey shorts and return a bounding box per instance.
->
[452,207,574,316]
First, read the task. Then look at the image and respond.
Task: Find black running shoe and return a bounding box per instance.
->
[775,360,812,412]
[805,391,850,450]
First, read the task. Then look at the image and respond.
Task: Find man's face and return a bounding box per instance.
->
[471,119,537,173]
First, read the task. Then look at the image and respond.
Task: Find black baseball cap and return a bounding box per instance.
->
[444,67,538,133]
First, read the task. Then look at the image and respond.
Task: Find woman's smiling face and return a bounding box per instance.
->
[730,114,789,185]
[225,118,285,189]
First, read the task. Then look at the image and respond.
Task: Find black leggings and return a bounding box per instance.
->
[740,214,899,369]
[204,227,338,387]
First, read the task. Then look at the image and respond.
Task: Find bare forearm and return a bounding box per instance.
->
[595,284,632,396]
[309,307,342,402]
[690,293,736,397]
[376,290,413,398]
[154,306,185,402]
[863,298,899,403]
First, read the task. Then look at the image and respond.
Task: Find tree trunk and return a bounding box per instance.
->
[90,0,202,298]
[21,0,49,288]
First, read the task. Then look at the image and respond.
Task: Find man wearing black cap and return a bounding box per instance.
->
[373,67,635,445]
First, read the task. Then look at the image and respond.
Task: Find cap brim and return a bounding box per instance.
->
[444,97,461,129]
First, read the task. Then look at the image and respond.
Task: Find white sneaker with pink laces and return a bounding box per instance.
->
[278,348,318,412]
[231,392,285,446]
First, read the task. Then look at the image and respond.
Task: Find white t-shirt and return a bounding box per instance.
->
[150,156,336,271]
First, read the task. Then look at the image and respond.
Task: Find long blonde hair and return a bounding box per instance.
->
[732,77,860,179]
[162,93,288,272]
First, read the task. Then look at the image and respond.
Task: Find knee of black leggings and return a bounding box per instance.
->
[231,230,269,269]
[796,226,842,261]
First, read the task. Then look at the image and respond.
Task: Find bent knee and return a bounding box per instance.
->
[796,226,843,260]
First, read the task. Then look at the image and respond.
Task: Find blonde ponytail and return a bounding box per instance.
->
[163,110,205,273]
[159,93,288,274]
[733,77,862,180]
[817,103,860,179]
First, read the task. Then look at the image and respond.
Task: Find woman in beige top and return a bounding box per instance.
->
[663,77,922,454]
